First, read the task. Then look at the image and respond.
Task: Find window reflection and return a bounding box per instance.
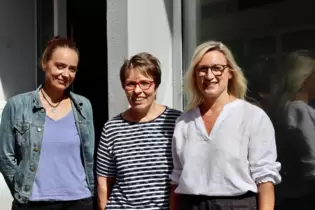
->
[268,50,315,209]
[183,0,315,208]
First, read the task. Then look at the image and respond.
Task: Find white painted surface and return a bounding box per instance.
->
[127,0,173,108]
[0,171,12,210]
[107,0,183,118]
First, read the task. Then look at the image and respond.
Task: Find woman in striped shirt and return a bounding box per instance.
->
[96,52,181,210]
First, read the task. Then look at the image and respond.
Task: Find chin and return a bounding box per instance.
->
[203,89,220,98]
[130,102,151,111]
[53,83,70,91]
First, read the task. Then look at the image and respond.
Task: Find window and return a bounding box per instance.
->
[182,0,315,207]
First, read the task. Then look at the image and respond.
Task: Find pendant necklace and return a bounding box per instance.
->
[40,88,62,113]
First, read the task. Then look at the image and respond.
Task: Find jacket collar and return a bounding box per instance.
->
[32,85,86,118]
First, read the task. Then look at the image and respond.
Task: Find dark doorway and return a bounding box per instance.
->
[67,0,108,142]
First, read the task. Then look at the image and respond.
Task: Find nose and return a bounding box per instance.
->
[61,68,70,78]
[205,68,215,80]
[133,84,142,94]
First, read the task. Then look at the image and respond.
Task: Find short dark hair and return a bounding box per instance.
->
[119,52,162,89]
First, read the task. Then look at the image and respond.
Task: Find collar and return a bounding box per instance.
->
[32,85,86,118]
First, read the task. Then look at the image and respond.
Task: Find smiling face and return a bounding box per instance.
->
[123,68,157,111]
[195,50,232,99]
[43,47,78,91]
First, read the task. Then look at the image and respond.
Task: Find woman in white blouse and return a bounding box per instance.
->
[170,41,281,210]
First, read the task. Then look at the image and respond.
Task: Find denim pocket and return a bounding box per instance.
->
[14,122,30,147]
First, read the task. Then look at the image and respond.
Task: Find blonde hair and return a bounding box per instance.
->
[184,40,247,111]
[269,50,315,111]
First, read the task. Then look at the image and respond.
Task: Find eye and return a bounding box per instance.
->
[55,63,66,69]
[212,65,226,71]
[69,67,77,73]
[197,66,208,73]
[140,81,151,86]
[125,82,136,87]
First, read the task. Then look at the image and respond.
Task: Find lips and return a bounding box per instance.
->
[56,80,68,85]
[203,82,218,88]
[132,97,145,101]
[131,97,146,104]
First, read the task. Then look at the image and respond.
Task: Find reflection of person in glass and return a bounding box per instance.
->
[268,50,315,210]
[0,37,95,210]
[170,41,281,210]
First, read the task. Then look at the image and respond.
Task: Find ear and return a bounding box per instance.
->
[228,69,233,79]
[41,61,47,71]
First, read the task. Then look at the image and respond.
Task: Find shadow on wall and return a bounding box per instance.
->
[0,1,37,209]
[0,0,37,102]
[163,0,173,35]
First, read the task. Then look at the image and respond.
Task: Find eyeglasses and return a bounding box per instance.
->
[196,64,229,76]
[124,80,154,90]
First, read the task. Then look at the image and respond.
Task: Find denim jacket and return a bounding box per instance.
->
[0,86,95,204]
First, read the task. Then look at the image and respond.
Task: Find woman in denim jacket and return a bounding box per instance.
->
[0,36,95,210]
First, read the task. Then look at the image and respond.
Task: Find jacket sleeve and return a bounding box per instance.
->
[0,99,17,194]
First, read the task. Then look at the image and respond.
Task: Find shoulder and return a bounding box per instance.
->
[230,99,273,133]
[70,92,92,108]
[175,107,197,126]
[4,90,35,111]
[242,100,274,134]
[7,91,34,104]
[164,107,182,119]
[286,100,309,116]
[236,99,269,119]
[285,100,312,127]
[103,113,125,131]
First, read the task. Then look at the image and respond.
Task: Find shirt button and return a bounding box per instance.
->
[40,108,45,112]
[37,127,41,132]
[30,167,35,172]
[33,147,39,152]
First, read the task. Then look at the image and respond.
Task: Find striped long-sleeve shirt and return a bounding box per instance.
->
[96,107,181,210]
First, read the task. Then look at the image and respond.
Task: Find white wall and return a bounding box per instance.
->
[127,0,173,108]
[107,0,182,119]
[0,0,37,209]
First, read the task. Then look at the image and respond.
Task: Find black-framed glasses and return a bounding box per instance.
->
[124,80,154,90]
[196,64,229,76]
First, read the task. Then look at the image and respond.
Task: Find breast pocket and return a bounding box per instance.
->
[14,122,30,147]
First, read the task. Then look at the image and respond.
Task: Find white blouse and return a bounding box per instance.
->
[170,99,281,196]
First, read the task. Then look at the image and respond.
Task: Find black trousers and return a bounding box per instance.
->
[179,192,257,210]
[11,197,95,210]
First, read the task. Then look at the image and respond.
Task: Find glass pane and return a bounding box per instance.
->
[182,0,315,208]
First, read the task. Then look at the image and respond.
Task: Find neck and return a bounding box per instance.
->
[200,91,231,113]
[296,92,309,102]
[127,102,158,122]
[42,83,65,103]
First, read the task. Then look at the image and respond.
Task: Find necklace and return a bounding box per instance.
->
[40,88,63,113]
